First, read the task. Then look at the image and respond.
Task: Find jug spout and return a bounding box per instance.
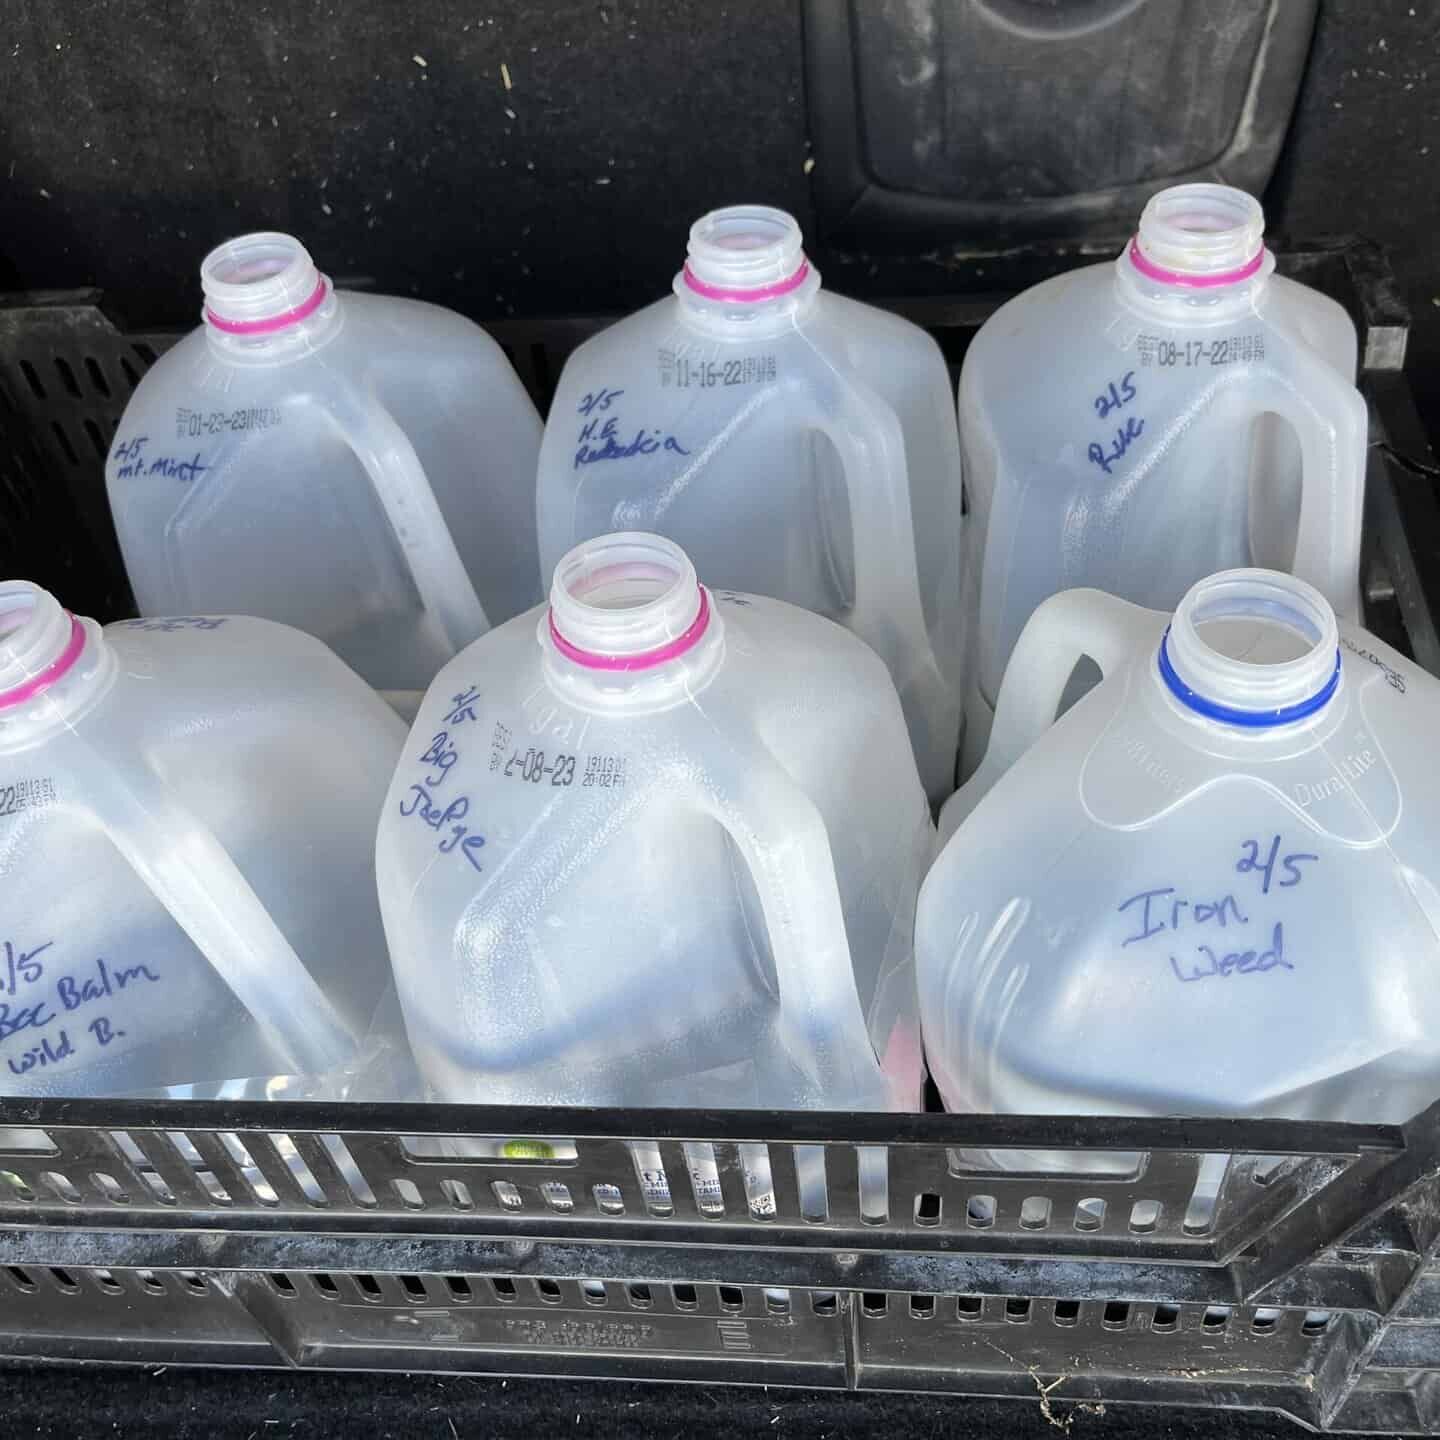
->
[1160,569,1341,729]
[0,581,113,738]
[200,231,339,346]
[673,204,821,321]
[541,532,725,710]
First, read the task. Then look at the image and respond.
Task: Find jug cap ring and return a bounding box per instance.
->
[1158,626,1341,727]
[1127,237,1265,290]
[0,613,86,711]
[681,260,811,304]
[205,275,329,335]
[549,584,712,671]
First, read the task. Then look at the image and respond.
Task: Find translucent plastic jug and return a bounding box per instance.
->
[535,206,965,802]
[376,532,930,1112]
[0,582,405,1098]
[959,183,1367,774]
[107,232,543,707]
[920,569,1440,1164]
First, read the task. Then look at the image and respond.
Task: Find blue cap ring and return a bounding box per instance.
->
[1157,626,1341,728]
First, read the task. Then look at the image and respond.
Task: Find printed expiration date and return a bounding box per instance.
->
[1137,334,1265,369]
[659,352,777,389]
[0,777,57,818]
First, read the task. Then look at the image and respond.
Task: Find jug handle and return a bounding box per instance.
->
[55,729,356,1077]
[807,381,956,796]
[322,383,491,656]
[942,589,1161,840]
[682,733,890,1110]
[1253,355,1367,622]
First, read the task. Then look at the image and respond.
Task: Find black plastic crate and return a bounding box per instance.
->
[0,240,1439,1433]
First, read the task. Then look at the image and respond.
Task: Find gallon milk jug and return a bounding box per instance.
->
[920,568,1440,1167]
[377,532,930,1112]
[535,206,965,802]
[0,581,405,1098]
[107,232,543,709]
[960,183,1367,775]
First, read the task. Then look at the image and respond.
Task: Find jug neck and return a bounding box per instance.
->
[673,205,821,335]
[1154,569,1342,733]
[540,533,725,712]
[201,232,343,360]
[1113,183,1276,323]
[0,583,115,746]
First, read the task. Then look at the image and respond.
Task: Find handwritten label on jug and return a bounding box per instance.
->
[0,938,162,1078]
[397,728,488,874]
[1116,834,1318,986]
[572,388,690,470]
[1136,333,1265,369]
[1086,371,1144,475]
[111,435,209,484]
[659,350,777,389]
[176,405,282,439]
[0,777,57,819]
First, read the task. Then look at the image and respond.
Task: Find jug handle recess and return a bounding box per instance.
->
[941,589,1162,841]
[55,729,357,1078]
[807,381,956,798]
[1248,354,1366,623]
[683,734,890,1111]
[321,382,491,656]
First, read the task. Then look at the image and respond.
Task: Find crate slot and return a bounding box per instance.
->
[1019,1195,1051,1230]
[83,356,111,398]
[17,359,46,399]
[1053,1299,1081,1327]
[1129,1199,1162,1233]
[391,1178,424,1210]
[89,1171,130,1204]
[966,1194,996,1229]
[433,1178,470,1210]
[50,420,80,466]
[1005,1298,1031,1324]
[592,1182,625,1215]
[319,1133,377,1207]
[52,357,82,399]
[490,1180,523,1211]
[540,1181,574,1213]
[0,1170,36,1203]
[41,1170,82,1204]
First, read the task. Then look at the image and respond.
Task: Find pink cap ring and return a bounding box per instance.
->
[1128,237,1266,290]
[205,276,330,335]
[0,614,86,711]
[682,260,810,304]
[549,585,712,672]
